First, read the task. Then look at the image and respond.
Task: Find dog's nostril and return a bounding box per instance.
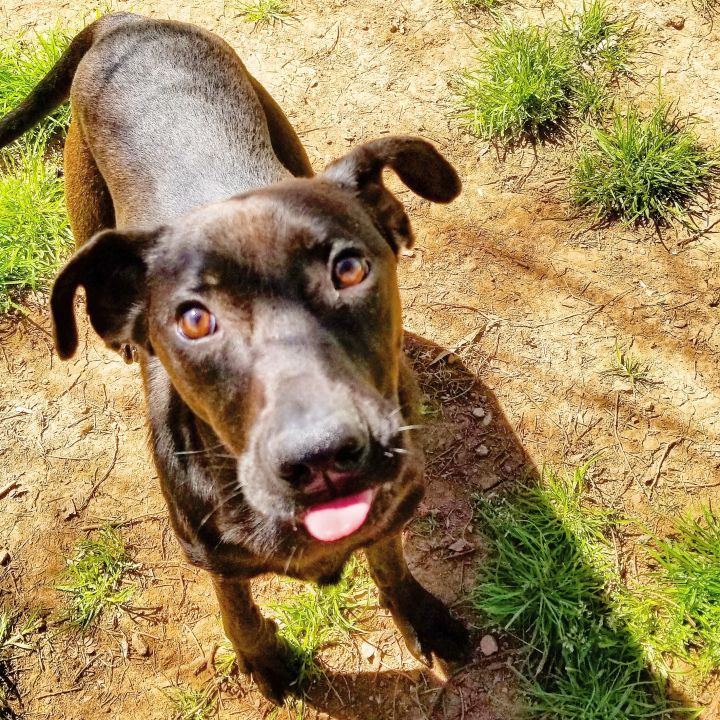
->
[332,441,366,473]
[279,462,312,486]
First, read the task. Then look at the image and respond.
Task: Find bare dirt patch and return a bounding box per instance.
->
[1,0,720,718]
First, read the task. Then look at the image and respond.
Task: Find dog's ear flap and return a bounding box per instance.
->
[322,136,461,251]
[51,228,160,360]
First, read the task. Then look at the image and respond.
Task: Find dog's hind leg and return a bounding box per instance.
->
[64,117,115,248]
[365,534,470,666]
[211,575,296,704]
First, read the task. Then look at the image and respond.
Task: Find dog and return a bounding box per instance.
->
[0,13,469,703]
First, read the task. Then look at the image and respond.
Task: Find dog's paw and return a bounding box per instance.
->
[237,635,297,705]
[389,588,470,666]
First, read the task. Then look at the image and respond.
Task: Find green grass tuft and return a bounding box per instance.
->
[0,608,42,718]
[571,74,611,120]
[0,609,41,655]
[562,0,638,77]
[0,145,73,312]
[0,26,75,314]
[57,527,138,629]
[646,509,720,676]
[604,345,652,388]
[0,27,71,147]
[572,101,719,224]
[471,464,677,719]
[230,0,295,27]
[169,685,217,720]
[450,0,504,12]
[457,24,576,142]
[267,555,373,688]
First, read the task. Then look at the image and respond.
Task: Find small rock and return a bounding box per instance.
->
[360,641,376,661]
[131,631,150,657]
[0,548,10,566]
[61,500,77,521]
[481,411,493,427]
[673,319,688,328]
[478,473,502,491]
[472,407,486,419]
[665,15,685,30]
[476,444,490,457]
[448,538,475,554]
[644,402,655,413]
[480,634,499,656]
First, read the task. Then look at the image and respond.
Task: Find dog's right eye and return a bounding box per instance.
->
[177,305,217,340]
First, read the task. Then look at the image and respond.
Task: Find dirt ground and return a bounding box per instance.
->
[1,0,720,718]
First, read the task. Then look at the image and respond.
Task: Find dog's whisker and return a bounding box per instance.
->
[197,489,245,531]
[391,447,410,455]
[174,442,226,456]
[283,545,297,575]
[396,425,422,432]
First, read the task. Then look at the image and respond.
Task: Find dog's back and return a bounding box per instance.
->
[71,16,290,225]
[0,13,311,229]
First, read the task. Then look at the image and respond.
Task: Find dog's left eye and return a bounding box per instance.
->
[177,305,217,340]
[332,255,369,289]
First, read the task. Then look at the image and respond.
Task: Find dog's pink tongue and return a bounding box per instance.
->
[303,489,374,543]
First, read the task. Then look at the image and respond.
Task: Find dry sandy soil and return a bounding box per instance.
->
[1,0,720,718]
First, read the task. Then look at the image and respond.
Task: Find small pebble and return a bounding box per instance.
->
[476,444,489,457]
[673,319,688,328]
[480,634,499,656]
[472,407,486,418]
[360,641,376,661]
[665,15,685,30]
[131,631,151,657]
[448,538,474,554]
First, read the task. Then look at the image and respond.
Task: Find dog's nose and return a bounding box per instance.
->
[270,417,370,488]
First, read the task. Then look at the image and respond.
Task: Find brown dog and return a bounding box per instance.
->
[0,13,469,702]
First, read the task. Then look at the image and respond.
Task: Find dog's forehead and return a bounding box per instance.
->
[154,180,384,285]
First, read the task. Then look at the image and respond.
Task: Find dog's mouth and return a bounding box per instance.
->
[301,487,377,543]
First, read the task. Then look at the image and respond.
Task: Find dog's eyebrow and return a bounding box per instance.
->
[185,253,292,299]
[201,271,221,287]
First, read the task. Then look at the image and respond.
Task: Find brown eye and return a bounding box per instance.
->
[333,255,369,289]
[177,305,217,340]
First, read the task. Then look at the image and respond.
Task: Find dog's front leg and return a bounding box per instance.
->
[211,575,295,704]
[365,534,470,666]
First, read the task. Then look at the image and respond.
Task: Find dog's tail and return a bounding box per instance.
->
[0,14,132,149]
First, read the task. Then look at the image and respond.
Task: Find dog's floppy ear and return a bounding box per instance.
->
[322,136,461,251]
[51,228,160,359]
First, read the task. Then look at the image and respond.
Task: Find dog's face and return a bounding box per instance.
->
[51,136,460,554]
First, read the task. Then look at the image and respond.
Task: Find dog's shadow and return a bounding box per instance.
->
[289,332,687,720]
[283,333,527,720]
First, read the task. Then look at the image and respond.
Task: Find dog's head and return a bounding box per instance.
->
[51,136,460,553]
